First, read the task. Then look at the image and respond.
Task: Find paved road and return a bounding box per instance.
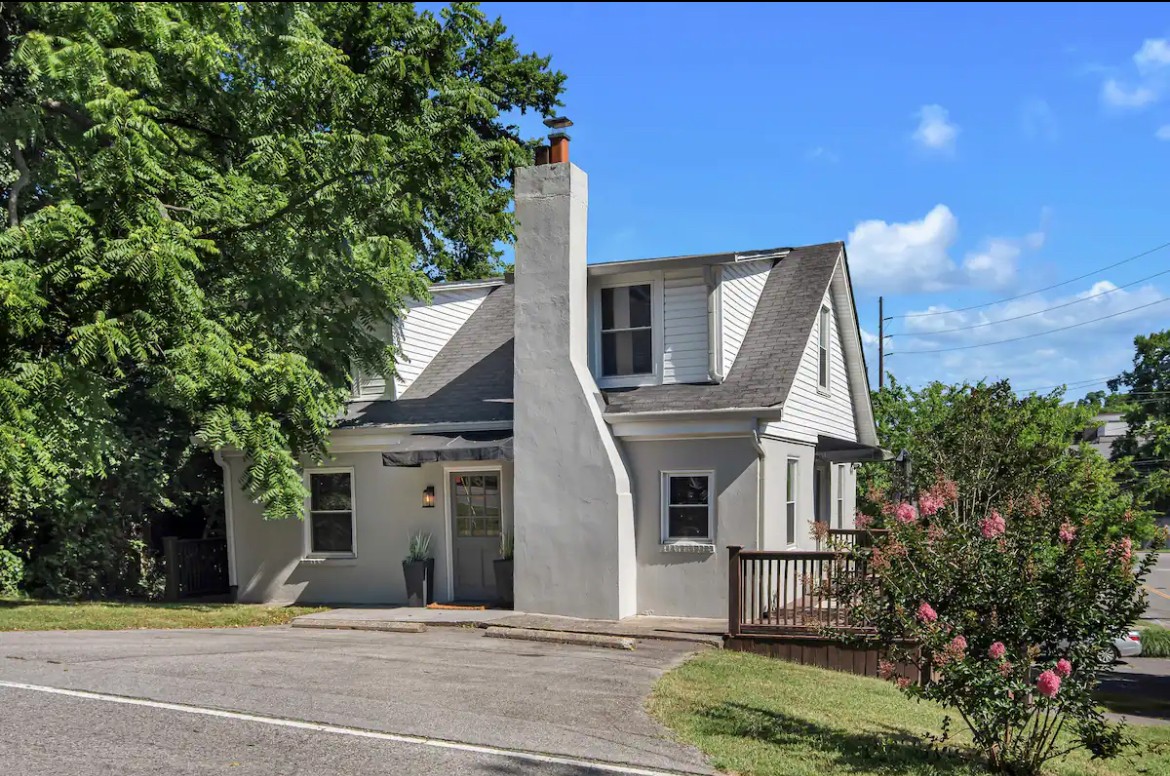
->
[1144,552,1170,625]
[0,626,713,775]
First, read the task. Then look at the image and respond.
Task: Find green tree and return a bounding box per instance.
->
[1109,331,1170,507]
[1077,389,1135,414]
[0,2,563,595]
[840,381,1159,775]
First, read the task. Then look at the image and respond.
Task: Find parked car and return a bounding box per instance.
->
[1103,630,1143,664]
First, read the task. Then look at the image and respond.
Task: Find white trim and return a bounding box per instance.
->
[302,467,358,559]
[442,462,504,602]
[428,278,506,293]
[836,463,846,529]
[0,681,686,776]
[212,450,238,588]
[604,406,782,422]
[611,417,759,440]
[660,470,716,545]
[708,265,724,382]
[592,276,664,389]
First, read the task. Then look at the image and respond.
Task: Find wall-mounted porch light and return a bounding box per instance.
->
[422,485,436,509]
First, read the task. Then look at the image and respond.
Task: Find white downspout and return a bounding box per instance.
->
[212,450,239,591]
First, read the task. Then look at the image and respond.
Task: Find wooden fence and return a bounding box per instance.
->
[163,536,230,601]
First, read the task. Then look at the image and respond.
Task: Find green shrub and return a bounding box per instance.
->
[1140,625,1170,658]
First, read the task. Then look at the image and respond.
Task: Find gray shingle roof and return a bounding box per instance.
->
[342,283,514,428]
[342,240,844,427]
[602,241,843,414]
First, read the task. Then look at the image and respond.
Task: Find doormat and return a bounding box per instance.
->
[426,602,489,611]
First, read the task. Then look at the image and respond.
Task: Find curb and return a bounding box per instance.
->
[482,626,636,650]
[291,619,426,634]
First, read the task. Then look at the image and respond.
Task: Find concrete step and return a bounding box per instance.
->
[482,626,636,650]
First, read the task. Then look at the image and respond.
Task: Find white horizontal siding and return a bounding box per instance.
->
[662,274,709,384]
[352,286,491,400]
[768,288,858,444]
[720,259,770,375]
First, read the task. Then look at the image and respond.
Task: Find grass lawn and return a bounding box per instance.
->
[649,650,1170,776]
[0,599,325,631]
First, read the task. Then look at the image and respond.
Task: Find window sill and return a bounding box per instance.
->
[597,374,660,390]
[660,542,715,554]
[816,387,831,397]
[300,556,358,566]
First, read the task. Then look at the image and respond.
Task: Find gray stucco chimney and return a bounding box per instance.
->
[511,157,637,619]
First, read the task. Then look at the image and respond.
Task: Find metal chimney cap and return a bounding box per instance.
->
[543,116,573,130]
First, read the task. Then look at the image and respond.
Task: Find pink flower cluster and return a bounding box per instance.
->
[1036,669,1061,698]
[916,601,938,624]
[998,660,1014,678]
[1116,536,1134,565]
[894,502,918,525]
[988,641,1006,660]
[1058,522,1076,544]
[878,659,896,680]
[980,510,1006,539]
[1055,658,1072,678]
[854,512,873,529]
[918,493,945,517]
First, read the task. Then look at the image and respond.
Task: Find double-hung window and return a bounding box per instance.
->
[818,305,831,392]
[600,284,654,378]
[661,472,714,543]
[786,459,798,545]
[305,469,356,558]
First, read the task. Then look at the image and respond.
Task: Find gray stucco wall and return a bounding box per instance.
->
[759,436,817,550]
[226,452,513,605]
[512,161,638,619]
[625,437,759,619]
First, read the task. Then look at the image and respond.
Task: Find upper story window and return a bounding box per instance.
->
[817,305,830,392]
[600,284,654,378]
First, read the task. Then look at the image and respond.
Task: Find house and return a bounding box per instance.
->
[216,132,882,620]
[1081,412,1170,542]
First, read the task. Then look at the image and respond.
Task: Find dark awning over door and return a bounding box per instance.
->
[381,430,514,467]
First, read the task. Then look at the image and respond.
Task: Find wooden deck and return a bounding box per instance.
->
[725,533,923,682]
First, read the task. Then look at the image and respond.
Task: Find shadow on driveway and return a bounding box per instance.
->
[1095,658,1170,724]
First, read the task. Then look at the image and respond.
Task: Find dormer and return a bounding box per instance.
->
[585,249,786,389]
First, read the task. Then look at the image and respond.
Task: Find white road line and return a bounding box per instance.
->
[0,680,694,776]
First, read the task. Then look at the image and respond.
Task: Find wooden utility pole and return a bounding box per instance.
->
[878,296,884,389]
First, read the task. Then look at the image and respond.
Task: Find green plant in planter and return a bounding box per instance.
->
[406,531,432,562]
[499,531,514,560]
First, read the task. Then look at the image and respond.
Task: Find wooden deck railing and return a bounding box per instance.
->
[163,536,230,601]
[727,545,876,637]
[816,528,890,550]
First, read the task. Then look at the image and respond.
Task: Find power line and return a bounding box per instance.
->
[890,240,1170,320]
[892,296,1170,355]
[889,266,1170,336]
[1017,376,1117,393]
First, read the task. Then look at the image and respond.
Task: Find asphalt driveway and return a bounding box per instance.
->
[0,625,714,775]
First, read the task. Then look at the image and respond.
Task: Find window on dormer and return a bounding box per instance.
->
[600,284,654,377]
[818,305,830,392]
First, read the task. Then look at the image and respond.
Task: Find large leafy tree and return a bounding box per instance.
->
[0,2,562,595]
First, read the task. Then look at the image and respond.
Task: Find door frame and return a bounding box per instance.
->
[442,462,505,602]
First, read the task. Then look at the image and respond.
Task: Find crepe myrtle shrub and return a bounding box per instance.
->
[833,382,1162,775]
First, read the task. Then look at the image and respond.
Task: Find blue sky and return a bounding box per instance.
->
[480,2,1170,395]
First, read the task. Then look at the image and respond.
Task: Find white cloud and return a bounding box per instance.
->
[806,146,839,163]
[1135,38,1170,73]
[848,205,959,293]
[1100,38,1170,111]
[1021,98,1058,141]
[847,207,1047,294]
[1157,124,1170,140]
[885,279,1170,391]
[1101,78,1158,108]
[912,104,958,153]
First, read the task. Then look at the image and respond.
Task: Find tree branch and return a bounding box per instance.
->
[204,169,371,239]
[8,140,30,228]
[40,99,95,130]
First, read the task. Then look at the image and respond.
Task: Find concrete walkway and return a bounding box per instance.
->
[291,607,725,645]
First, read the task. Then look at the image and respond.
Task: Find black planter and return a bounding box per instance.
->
[402,558,435,607]
[493,558,514,608]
